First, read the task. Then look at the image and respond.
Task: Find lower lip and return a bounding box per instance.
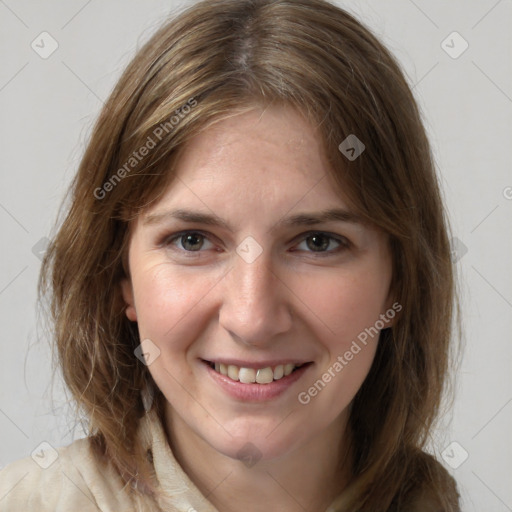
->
[202,361,312,402]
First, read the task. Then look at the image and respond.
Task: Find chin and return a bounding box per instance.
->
[204,418,309,464]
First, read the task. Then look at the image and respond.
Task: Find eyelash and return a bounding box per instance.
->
[161,230,350,258]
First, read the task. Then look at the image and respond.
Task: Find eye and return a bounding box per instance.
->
[164,231,216,253]
[293,232,349,256]
[160,230,349,257]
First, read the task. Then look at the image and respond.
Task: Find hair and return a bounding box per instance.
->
[39,0,460,510]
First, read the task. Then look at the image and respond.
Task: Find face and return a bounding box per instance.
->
[121,105,394,463]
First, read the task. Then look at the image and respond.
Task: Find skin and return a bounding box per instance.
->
[121,104,394,512]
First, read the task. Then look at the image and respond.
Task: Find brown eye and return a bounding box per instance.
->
[294,232,349,256]
[306,233,331,252]
[180,233,205,251]
[163,231,215,253]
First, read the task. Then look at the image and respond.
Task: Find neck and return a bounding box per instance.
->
[163,405,352,512]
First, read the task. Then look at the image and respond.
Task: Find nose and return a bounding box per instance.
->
[218,249,293,348]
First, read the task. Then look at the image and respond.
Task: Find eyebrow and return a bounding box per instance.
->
[143,208,361,232]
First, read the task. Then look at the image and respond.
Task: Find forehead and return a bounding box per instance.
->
[143,105,353,220]
[179,105,325,178]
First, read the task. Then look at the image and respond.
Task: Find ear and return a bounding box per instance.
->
[383,296,402,329]
[120,277,137,322]
[383,284,401,328]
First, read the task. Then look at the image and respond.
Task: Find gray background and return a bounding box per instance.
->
[0,0,511,510]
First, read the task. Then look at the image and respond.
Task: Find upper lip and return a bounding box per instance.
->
[201,358,312,369]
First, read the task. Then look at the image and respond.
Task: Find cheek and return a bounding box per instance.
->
[294,270,387,413]
[297,266,390,346]
[131,263,220,348]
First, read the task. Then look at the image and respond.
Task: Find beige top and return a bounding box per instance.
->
[0,409,455,511]
[0,409,221,512]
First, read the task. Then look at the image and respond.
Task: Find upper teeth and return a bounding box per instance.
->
[213,362,298,384]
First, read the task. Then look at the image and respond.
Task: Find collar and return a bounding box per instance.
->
[138,409,220,512]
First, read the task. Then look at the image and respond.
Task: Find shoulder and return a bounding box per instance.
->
[396,450,461,512]
[0,437,134,512]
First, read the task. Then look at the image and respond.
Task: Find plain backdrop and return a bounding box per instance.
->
[0,1,511,510]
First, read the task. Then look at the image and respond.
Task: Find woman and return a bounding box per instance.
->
[0,0,460,510]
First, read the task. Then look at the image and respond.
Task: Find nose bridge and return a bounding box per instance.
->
[219,248,292,345]
[233,251,274,306]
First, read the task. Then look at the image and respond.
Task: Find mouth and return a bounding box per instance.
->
[201,359,312,384]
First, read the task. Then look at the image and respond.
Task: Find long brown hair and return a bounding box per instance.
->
[39,0,460,509]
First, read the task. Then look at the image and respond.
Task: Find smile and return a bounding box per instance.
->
[201,359,314,402]
[204,360,306,384]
